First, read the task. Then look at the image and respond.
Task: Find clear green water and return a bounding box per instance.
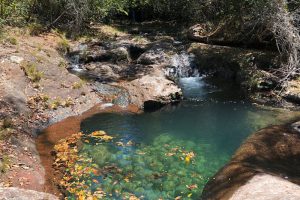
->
[77,77,294,199]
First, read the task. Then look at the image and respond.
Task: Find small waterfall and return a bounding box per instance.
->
[69,54,83,72]
[165,51,212,100]
[165,52,199,78]
[68,44,88,72]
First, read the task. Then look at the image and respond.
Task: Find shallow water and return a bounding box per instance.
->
[75,77,298,199]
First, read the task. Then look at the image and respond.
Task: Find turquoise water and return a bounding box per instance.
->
[77,77,293,199]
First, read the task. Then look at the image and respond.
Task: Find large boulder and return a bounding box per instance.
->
[137,49,169,65]
[230,174,300,200]
[201,121,300,200]
[137,39,176,65]
[187,23,274,47]
[120,75,182,110]
[83,63,122,81]
[0,187,59,200]
[188,43,280,90]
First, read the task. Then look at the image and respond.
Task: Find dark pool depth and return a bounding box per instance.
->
[76,77,296,199]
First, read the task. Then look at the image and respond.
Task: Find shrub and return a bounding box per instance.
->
[48,98,62,110]
[0,155,10,173]
[27,23,44,36]
[6,37,17,45]
[57,37,70,54]
[2,117,13,129]
[72,80,85,89]
[21,62,43,82]
[58,60,68,68]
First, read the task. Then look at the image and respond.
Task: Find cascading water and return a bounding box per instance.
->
[166,51,212,100]
[69,44,88,72]
[166,52,199,78]
[69,54,83,72]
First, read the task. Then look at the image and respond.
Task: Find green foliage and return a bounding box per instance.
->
[57,37,70,54]
[0,0,34,26]
[21,62,43,82]
[0,117,14,142]
[72,80,85,89]
[58,60,68,68]
[0,155,10,173]
[27,23,44,36]
[2,117,13,129]
[0,0,293,25]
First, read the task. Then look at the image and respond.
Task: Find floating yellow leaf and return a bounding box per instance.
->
[185,156,191,164]
[92,179,99,184]
[101,135,113,141]
[90,131,106,137]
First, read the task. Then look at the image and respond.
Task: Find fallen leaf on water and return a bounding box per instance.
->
[90,131,106,137]
[186,184,198,190]
[165,152,175,157]
[136,151,146,155]
[100,135,113,141]
[126,140,134,146]
[92,179,99,184]
[129,195,140,200]
[116,141,124,146]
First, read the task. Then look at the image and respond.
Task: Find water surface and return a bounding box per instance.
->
[76,77,296,199]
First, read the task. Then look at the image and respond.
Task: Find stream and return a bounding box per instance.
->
[55,28,300,199]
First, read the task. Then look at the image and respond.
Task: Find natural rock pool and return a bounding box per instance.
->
[63,77,299,199]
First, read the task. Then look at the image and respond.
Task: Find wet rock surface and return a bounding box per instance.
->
[93,83,130,107]
[201,120,300,200]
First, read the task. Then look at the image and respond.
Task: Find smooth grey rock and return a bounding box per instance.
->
[0,187,59,200]
[137,50,169,65]
[121,75,182,109]
[110,47,129,62]
[9,56,24,64]
[291,121,300,133]
[230,174,300,200]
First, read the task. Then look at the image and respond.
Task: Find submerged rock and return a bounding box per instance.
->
[0,187,59,200]
[93,83,130,107]
[201,121,300,200]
